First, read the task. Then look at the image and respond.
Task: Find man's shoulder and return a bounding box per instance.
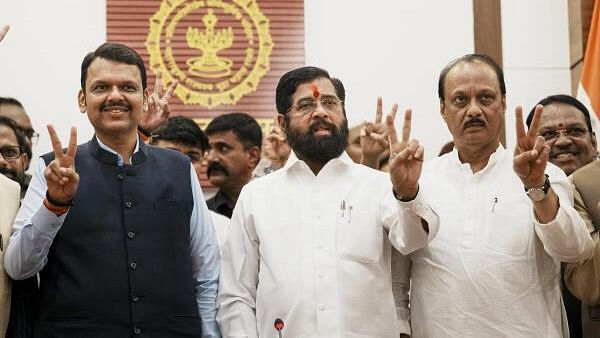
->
[572,160,600,179]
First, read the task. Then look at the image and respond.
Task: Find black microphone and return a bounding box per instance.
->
[274,318,284,338]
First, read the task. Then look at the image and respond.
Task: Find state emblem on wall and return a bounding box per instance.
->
[146,0,274,108]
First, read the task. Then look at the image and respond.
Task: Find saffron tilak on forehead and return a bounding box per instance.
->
[311,85,320,98]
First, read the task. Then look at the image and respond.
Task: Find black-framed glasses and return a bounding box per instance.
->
[22,128,39,145]
[290,95,343,116]
[539,127,589,142]
[0,145,24,159]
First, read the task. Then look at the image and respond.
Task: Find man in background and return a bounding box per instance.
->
[526,94,597,176]
[205,113,261,218]
[526,94,598,338]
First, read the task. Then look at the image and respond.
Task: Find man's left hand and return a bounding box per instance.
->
[513,105,550,188]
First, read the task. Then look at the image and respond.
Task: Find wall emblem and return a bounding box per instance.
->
[146,0,274,108]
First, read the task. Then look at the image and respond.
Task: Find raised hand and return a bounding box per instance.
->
[360,97,390,169]
[513,105,549,188]
[387,107,424,199]
[0,24,9,43]
[263,119,290,168]
[140,72,177,134]
[44,125,79,205]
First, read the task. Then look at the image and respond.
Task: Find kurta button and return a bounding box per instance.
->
[130,262,137,270]
[131,295,139,302]
[127,231,136,239]
[125,201,134,208]
[117,173,124,180]
[133,326,142,335]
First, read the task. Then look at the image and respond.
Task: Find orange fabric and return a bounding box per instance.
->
[581,0,600,119]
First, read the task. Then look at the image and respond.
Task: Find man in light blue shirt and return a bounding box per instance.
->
[4,42,220,338]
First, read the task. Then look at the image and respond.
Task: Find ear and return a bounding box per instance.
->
[78,89,86,113]
[276,113,287,131]
[440,101,447,122]
[247,145,261,168]
[591,130,598,149]
[500,95,507,116]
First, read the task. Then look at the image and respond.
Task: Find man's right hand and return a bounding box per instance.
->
[44,125,79,205]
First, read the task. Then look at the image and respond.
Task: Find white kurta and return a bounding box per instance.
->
[217,152,429,338]
[404,147,593,337]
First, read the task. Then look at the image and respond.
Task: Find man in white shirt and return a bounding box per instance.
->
[0,174,20,336]
[216,66,427,337]
[387,53,594,337]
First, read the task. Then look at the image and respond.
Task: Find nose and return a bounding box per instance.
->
[0,153,8,167]
[311,101,331,119]
[206,148,219,163]
[466,98,483,117]
[553,131,573,146]
[107,85,125,101]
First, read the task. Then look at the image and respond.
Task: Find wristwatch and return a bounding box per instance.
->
[524,174,550,202]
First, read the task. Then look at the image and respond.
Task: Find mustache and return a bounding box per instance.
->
[101,101,131,111]
[463,118,486,129]
[207,162,229,177]
[309,119,336,134]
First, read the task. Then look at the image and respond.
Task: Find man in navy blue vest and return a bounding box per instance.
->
[3,43,221,338]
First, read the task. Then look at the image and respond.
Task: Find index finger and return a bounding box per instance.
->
[514,105,526,139]
[527,104,544,137]
[386,104,400,146]
[153,72,163,95]
[375,97,383,123]
[47,124,64,160]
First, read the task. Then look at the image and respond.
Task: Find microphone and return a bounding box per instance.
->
[274,318,284,338]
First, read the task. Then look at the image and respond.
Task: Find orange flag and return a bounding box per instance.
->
[580,0,600,124]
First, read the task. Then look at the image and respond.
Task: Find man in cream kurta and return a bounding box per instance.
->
[392,54,593,337]
[217,67,431,337]
[0,174,20,335]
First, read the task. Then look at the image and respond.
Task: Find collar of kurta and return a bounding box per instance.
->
[282,150,354,173]
[90,135,148,166]
[447,144,507,174]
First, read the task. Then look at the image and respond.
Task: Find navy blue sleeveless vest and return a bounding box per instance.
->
[37,137,202,338]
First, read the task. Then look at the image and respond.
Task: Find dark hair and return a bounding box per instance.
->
[150,116,209,152]
[0,116,30,160]
[526,94,593,132]
[276,66,331,114]
[206,112,263,149]
[80,42,147,91]
[438,53,506,101]
[0,97,24,109]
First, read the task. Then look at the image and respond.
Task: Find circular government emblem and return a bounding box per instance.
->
[146,0,274,108]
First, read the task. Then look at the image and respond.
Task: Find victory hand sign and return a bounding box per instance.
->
[387,107,424,200]
[44,125,79,206]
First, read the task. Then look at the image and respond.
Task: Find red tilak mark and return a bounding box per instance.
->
[311,85,320,98]
[274,318,284,331]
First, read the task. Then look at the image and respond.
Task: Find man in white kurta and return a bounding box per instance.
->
[390,54,593,337]
[217,67,427,337]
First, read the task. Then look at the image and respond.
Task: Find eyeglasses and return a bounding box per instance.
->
[22,128,39,145]
[539,127,589,142]
[291,95,343,116]
[0,145,24,159]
